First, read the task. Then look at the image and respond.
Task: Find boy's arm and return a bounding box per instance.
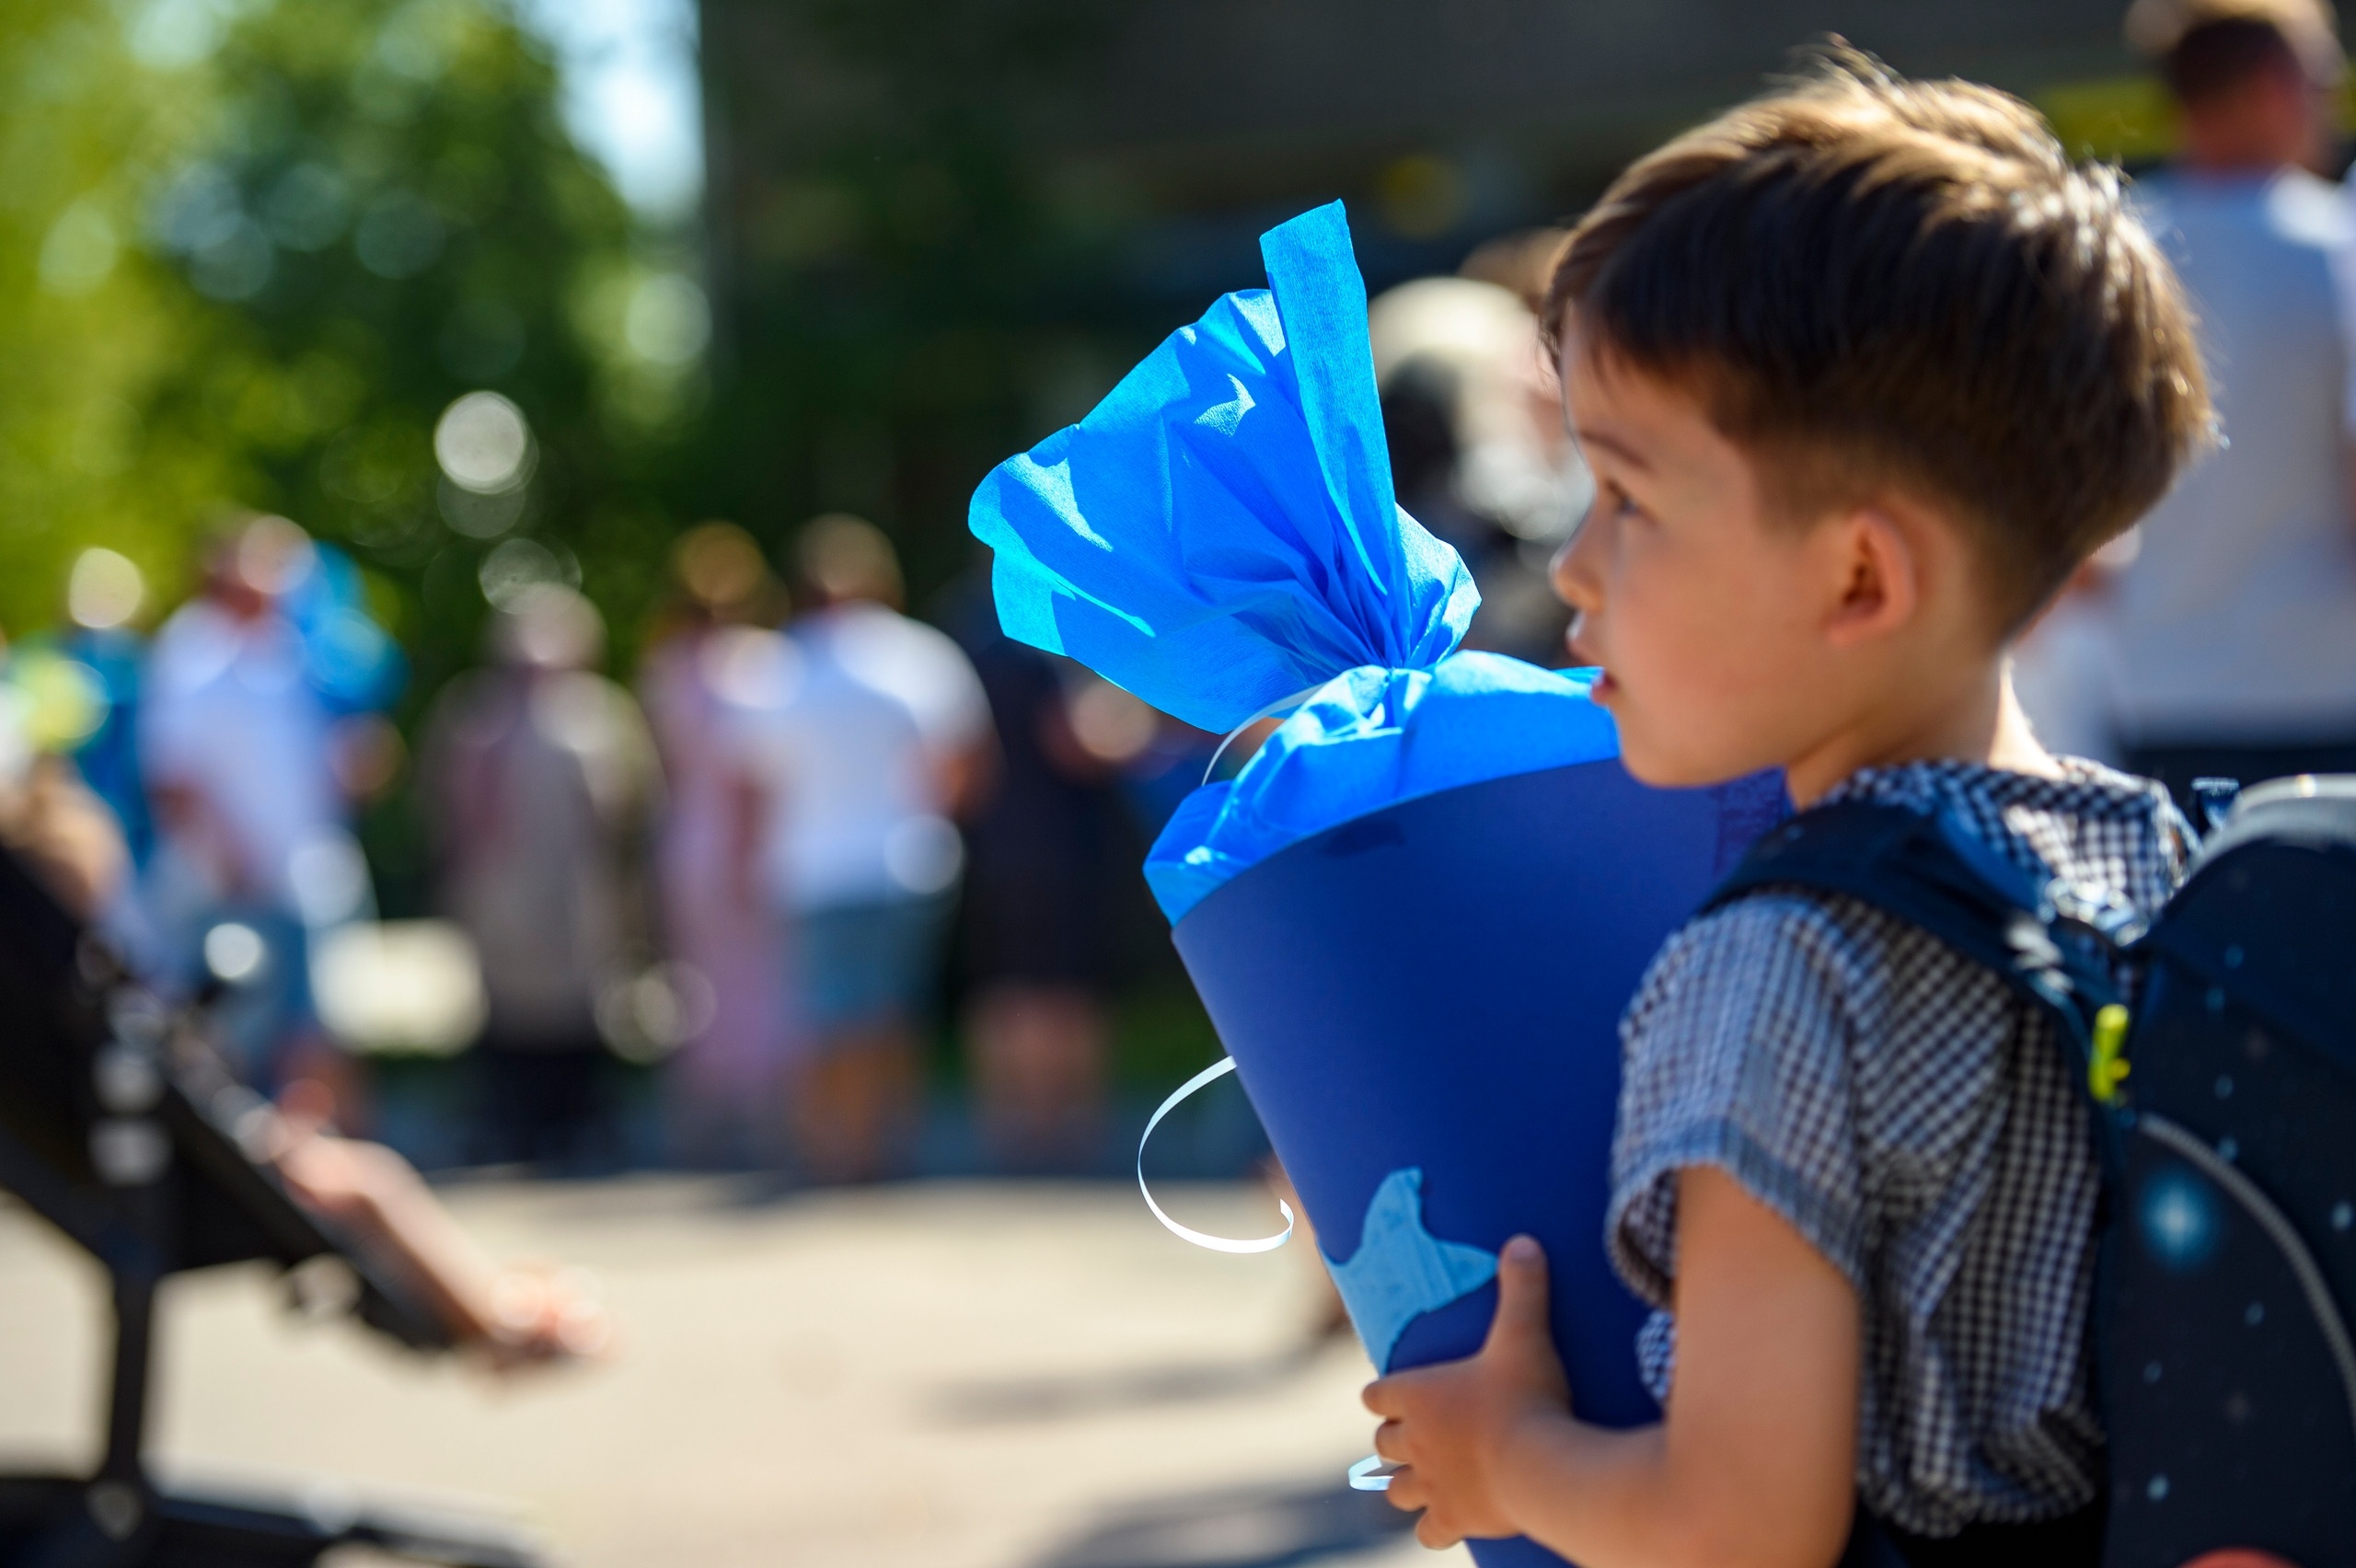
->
[1366,1167,1860,1568]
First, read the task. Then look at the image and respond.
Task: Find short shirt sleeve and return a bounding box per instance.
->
[1607,894,1871,1309]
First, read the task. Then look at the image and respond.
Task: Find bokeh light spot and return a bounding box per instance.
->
[479,536,577,608]
[40,202,119,296]
[68,548,146,630]
[434,392,534,494]
[624,273,710,366]
[203,922,268,985]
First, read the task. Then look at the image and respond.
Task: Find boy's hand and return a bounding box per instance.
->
[1362,1234,1569,1548]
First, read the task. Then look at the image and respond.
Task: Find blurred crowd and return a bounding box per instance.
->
[0,231,1588,1187]
[12,0,2356,1188]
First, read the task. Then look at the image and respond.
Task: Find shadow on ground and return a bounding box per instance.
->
[925,1344,1326,1426]
[1029,1480,1410,1568]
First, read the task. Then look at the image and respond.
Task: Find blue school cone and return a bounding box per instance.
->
[972,202,1783,1567]
[1174,761,1777,1568]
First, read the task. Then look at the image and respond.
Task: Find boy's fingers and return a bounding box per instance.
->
[1382,1465,1426,1513]
[1363,1366,1436,1415]
[1372,1419,1408,1462]
[1484,1233,1552,1352]
[1415,1510,1463,1550]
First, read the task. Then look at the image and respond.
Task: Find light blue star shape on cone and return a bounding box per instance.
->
[1324,1167,1499,1372]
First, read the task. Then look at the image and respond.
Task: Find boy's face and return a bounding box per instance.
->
[1551,342,1871,790]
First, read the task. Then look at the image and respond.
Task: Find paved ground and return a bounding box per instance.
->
[0,1177,1472,1568]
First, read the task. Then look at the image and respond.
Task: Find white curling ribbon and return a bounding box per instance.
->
[1347,1454,1396,1493]
[1200,682,1332,785]
[1137,1056,1294,1253]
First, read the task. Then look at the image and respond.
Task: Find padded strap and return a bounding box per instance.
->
[1703,801,2121,1057]
[1703,801,2135,1206]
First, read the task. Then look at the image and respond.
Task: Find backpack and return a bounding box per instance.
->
[1706,776,2356,1568]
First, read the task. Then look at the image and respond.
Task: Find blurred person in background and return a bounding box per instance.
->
[0,744,607,1367]
[0,725,130,934]
[945,559,1142,1172]
[421,584,661,1170]
[2089,0,2356,809]
[0,553,152,940]
[138,516,393,1113]
[722,516,992,1183]
[1369,271,1590,666]
[639,522,791,1167]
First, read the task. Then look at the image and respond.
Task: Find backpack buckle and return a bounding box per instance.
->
[2004,912,2062,968]
[2048,879,2148,948]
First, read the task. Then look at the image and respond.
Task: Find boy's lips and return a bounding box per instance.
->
[1565,624,1609,689]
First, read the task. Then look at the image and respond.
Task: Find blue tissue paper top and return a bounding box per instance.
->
[969,202,1477,735]
[1144,654,1620,921]
[970,202,1624,923]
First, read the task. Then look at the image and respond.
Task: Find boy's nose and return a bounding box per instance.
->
[1549,508,1599,612]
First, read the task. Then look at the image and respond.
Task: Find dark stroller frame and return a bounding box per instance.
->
[0,847,546,1568]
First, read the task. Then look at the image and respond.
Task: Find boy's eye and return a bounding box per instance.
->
[1603,482,1646,521]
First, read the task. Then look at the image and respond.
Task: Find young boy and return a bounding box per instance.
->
[1363,54,2210,1568]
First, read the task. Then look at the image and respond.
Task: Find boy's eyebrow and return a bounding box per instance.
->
[1573,427,1652,472]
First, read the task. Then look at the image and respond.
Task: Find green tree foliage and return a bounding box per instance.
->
[0,4,240,635]
[3,0,703,683]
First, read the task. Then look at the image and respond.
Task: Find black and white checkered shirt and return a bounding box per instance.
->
[1607,759,2193,1537]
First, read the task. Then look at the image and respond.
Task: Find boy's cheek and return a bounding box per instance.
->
[1591,678,1688,786]
[1604,650,1775,790]
[1600,574,1796,786]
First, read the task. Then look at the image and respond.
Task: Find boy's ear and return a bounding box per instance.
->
[1820,507,1918,648]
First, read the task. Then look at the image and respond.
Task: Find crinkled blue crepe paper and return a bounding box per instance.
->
[1148,656,1616,921]
[968,202,1619,923]
[969,202,1473,733]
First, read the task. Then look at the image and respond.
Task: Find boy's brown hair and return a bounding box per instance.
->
[1543,50,2212,632]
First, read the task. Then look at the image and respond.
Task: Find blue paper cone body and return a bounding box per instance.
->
[1172,760,1783,1568]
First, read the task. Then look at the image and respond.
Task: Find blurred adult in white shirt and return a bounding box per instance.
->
[721,516,991,1182]
[2097,0,2356,810]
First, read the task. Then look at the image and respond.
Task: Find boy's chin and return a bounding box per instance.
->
[1600,691,1773,790]
[1615,733,1756,792]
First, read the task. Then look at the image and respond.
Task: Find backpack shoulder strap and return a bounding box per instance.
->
[1703,801,2119,1058]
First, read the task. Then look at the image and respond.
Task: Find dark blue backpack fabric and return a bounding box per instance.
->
[1706,786,2356,1568]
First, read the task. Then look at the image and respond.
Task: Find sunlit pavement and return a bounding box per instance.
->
[0,1178,1471,1568]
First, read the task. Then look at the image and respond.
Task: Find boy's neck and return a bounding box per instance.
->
[1781,662,2057,809]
